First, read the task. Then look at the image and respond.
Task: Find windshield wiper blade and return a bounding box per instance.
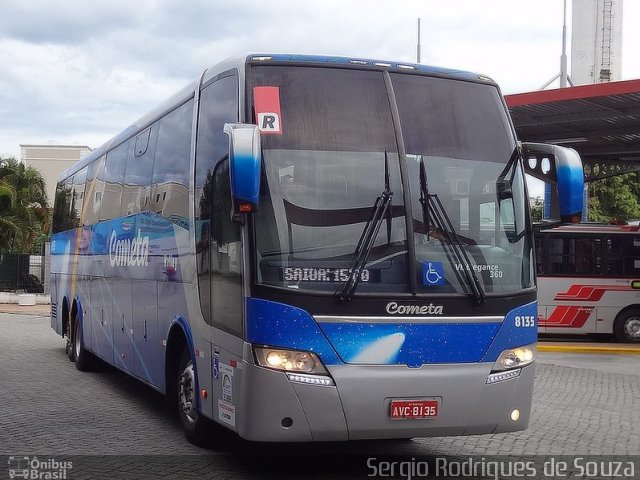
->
[385,154,393,244]
[419,159,486,304]
[336,152,393,303]
[418,157,431,239]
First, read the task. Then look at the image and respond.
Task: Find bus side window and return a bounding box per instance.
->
[195,73,239,327]
[575,238,600,274]
[83,156,106,226]
[607,236,639,275]
[535,235,544,274]
[123,130,154,217]
[64,176,75,227]
[101,142,127,221]
[52,180,74,233]
[549,237,568,274]
[549,237,601,275]
[151,102,192,225]
[72,167,87,227]
[208,159,242,336]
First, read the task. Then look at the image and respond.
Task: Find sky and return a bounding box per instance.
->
[1,0,639,171]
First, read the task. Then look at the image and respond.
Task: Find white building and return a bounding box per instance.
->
[20,144,92,206]
[571,0,623,85]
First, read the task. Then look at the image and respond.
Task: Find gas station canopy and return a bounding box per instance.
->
[506,79,640,181]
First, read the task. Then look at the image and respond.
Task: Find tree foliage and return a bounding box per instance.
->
[588,173,640,222]
[530,197,544,222]
[0,157,50,253]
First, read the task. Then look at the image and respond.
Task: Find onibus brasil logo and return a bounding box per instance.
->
[8,456,73,479]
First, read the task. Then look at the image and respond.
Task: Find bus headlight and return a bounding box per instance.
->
[491,344,536,372]
[254,346,329,375]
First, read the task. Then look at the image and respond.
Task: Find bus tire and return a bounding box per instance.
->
[66,310,75,362]
[73,319,92,371]
[177,349,209,445]
[614,309,640,343]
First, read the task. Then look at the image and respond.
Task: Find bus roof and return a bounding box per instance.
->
[243,53,493,83]
[59,53,496,182]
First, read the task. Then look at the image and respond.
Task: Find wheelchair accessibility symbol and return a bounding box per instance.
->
[422,261,445,286]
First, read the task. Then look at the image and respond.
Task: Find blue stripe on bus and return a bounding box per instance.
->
[246,298,342,365]
[481,301,538,362]
[319,323,500,366]
[247,298,536,367]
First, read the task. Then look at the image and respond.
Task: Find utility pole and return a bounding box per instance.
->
[417,18,421,63]
[540,0,573,89]
[560,0,569,87]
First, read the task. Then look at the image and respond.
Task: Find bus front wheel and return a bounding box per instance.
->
[614,309,640,343]
[177,349,209,445]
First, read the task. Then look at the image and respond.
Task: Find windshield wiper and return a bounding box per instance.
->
[336,152,393,303]
[419,158,486,304]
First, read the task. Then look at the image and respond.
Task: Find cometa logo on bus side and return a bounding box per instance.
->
[109,229,150,267]
[386,302,444,315]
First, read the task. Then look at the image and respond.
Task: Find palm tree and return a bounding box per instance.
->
[0,157,50,253]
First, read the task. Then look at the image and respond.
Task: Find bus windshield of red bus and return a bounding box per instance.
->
[251,65,533,296]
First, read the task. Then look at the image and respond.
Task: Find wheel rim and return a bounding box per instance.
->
[179,361,197,424]
[74,323,81,358]
[624,317,640,340]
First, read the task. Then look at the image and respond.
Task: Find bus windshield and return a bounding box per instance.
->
[252,65,533,296]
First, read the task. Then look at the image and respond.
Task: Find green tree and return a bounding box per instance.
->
[530,197,544,222]
[0,157,50,253]
[588,173,640,222]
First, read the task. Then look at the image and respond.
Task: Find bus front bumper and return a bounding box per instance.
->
[237,362,535,442]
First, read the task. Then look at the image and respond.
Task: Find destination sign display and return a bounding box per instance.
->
[281,267,381,283]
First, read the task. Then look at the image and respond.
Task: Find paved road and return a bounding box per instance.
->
[1,313,638,479]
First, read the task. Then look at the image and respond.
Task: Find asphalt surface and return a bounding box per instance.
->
[1,312,638,479]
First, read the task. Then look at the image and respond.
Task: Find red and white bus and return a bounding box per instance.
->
[535,222,640,342]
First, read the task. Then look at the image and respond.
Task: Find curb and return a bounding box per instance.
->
[538,344,640,355]
[0,304,51,316]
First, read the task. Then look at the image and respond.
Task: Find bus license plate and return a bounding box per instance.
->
[389,400,439,419]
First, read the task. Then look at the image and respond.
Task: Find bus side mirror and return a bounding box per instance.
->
[521,142,584,223]
[224,123,262,218]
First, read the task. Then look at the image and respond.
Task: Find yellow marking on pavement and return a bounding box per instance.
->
[538,343,640,355]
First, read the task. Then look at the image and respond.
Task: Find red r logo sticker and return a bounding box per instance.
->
[253,86,283,134]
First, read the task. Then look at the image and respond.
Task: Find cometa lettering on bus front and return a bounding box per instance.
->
[386,302,443,315]
[109,230,150,267]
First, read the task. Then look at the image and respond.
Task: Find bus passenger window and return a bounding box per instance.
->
[549,238,570,274]
[535,236,544,274]
[574,238,600,274]
[548,237,601,275]
[52,180,74,233]
[607,236,640,275]
[72,167,87,227]
[82,156,106,226]
[123,132,153,217]
[101,142,127,221]
[152,103,192,226]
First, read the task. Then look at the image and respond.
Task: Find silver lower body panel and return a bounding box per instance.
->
[237,362,534,442]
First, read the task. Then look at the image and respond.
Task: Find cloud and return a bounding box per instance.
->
[0,0,638,159]
[0,0,136,45]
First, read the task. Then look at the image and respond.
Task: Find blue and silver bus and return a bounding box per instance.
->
[50,54,580,443]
